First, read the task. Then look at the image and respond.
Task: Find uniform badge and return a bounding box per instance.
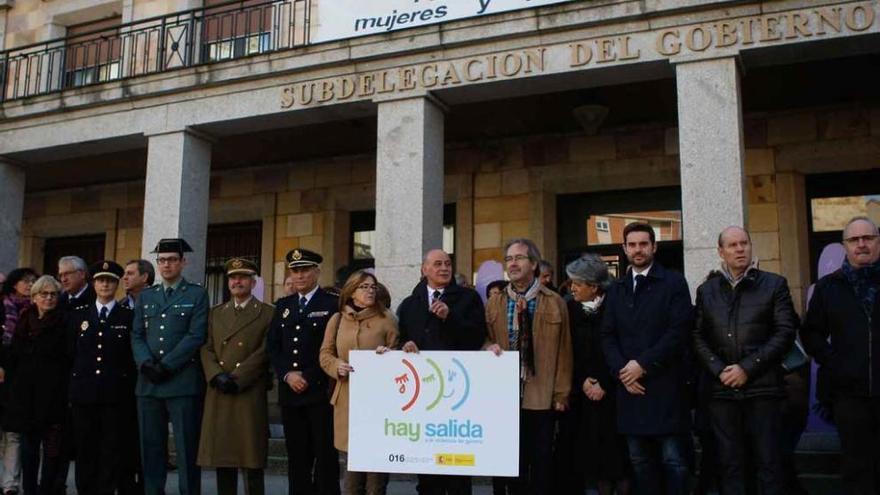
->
[232,259,243,269]
[283,308,290,319]
[102,261,109,270]
[80,321,89,332]
[292,250,303,261]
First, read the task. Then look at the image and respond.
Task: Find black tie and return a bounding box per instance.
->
[634,274,646,293]
[100,306,108,321]
[165,287,174,300]
[432,290,441,302]
[299,296,307,313]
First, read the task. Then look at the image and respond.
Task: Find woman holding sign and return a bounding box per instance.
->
[320,270,399,495]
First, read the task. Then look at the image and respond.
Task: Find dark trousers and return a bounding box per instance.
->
[281,402,340,495]
[216,467,264,495]
[137,395,202,495]
[416,475,471,495]
[20,426,63,495]
[492,409,554,495]
[626,434,690,495]
[709,397,783,495]
[73,403,132,495]
[834,396,880,495]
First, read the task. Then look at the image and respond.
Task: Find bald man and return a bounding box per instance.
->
[693,226,798,495]
[397,249,487,495]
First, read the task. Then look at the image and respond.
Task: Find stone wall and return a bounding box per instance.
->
[18,103,880,310]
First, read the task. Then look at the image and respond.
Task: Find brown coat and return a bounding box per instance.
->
[197,298,274,469]
[319,305,399,452]
[485,284,573,410]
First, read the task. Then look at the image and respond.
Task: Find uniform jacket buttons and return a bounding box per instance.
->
[95,370,101,375]
[220,361,225,366]
[293,350,299,354]
[161,314,166,318]
[238,342,243,347]
[159,350,165,355]
[293,362,299,367]
[296,325,301,330]
[293,337,298,342]
[235,363,241,368]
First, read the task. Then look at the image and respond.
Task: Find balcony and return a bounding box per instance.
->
[0,0,310,102]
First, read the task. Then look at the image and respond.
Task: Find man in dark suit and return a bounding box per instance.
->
[58,255,96,311]
[132,238,209,495]
[600,222,694,495]
[69,260,140,495]
[267,248,340,495]
[397,248,486,495]
[121,259,156,310]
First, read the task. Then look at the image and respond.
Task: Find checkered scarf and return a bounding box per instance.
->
[506,279,540,381]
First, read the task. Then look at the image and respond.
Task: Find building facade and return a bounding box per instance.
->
[0,0,878,311]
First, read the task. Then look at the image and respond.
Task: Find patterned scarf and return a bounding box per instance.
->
[841,258,880,318]
[506,279,541,380]
[581,294,604,315]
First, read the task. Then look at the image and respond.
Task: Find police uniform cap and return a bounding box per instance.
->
[286,248,323,269]
[151,238,194,256]
[225,258,258,276]
[90,260,124,280]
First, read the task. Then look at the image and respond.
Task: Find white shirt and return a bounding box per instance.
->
[631,263,653,291]
[233,296,253,310]
[426,285,446,309]
[297,285,319,306]
[71,285,88,300]
[95,300,116,318]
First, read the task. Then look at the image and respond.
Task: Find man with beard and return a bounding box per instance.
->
[397,249,486,495]
[198,258,274,495]
[600,222,694,495]
[484,238,571,495]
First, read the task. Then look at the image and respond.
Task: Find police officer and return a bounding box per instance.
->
[69,260,139,495]
[267,248,341,495]
[132,238,209,495]
[198,258,274,495]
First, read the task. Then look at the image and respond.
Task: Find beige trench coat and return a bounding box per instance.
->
[197,298,274,468]
[319,305,399,452]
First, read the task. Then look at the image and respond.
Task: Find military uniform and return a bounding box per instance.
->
[132,239,208,495]
[267,249,340,495]
[198,258,274,495]
[69,261,140,495]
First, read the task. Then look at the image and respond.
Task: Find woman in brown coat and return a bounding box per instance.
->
[320,270,399,495]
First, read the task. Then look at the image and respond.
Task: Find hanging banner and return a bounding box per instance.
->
[310,0,575,43]
[347,350,520,476]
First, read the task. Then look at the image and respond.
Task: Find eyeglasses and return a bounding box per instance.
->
[356,284,378,292]
[37,291,58,299]
[504,255,531,263]
[843,235,879,245]
[156,256,182,265]
[58,270,80,278]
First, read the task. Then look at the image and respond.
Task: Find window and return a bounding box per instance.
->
[202,0,274,62]
[205,222,262,306]
[64,16,123,88]
[349,205,456,270]
[595,219,610,232]
[43,234,107,276]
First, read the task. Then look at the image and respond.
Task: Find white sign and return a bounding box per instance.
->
[311,0,574,43]
[348,350,520,476]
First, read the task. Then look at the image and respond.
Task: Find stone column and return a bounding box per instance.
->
[374,96,445,309]
[141,130,212,282]
[0,161,25,273]
[675,56,746,297]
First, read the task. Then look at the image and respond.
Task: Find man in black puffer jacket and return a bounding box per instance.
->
[801,216,880,495]
[693,226,798,495]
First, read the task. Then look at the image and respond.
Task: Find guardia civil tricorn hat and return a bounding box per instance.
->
[151,238,194,256]
[286,248,322,269]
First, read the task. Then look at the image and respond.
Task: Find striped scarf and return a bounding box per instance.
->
[506,279,541,381]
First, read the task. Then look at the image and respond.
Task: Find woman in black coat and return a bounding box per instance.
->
[558,254,631,495]
[2,275,70,495]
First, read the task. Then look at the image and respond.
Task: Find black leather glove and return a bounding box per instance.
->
[141,360,171,383]
[211,373,239,394]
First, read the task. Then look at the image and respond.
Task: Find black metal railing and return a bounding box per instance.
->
[0,0,310,102]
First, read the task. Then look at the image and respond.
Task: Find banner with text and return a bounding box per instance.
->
[348,350,519,476]
[311,0,574,43]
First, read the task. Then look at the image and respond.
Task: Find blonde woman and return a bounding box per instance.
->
[320,270,399,495]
